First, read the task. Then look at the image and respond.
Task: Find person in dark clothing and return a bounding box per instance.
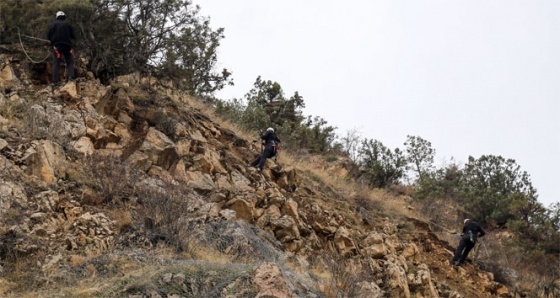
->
[47,11,75,86]
[250,127,281,172]
[452,219,485,266]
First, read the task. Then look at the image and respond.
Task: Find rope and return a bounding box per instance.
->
[425,219,457,234]
[17,28,51,64]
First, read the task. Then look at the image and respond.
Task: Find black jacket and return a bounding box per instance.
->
[462,221,485,243]
[260,131,281,147]
[47,18,75,47]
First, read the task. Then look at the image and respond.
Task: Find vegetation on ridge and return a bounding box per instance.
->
[0,0,232,92]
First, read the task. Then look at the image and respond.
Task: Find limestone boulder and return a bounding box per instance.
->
[184,171,215,194]
[0,139,8,153]
[219,209,237,220]
[256,205,282,232]
[355,281,384,298]
[265,188,286,208]
[0,114,8,130]
[215,174,233,191]
[71,137,94,156]
[147,166,175,184]
[188,129,208,143]
[383,222,399,235]
[311,221,338,235]
[95,87,135,118]
[407,264,438,298]
[386,262,411,298]
[270,215,301,247]
[33,190,60,213]
[334,226,356,256]
[274,166,300,191]
[61,108,87,139]
[496,284,509,297]
[253,262,296,298]
[225,197,254,222]
[20,140,66,184]
[59,81,79,98]
[364,243,387,259]
[126,151,152,172]
[364,232,384,246]
[282,198,299,222]
[79,79,110,101]
[139,127,180,170]
[84,116,112,148]
[0,181,28,215]
[0,61,19,87]
[401,243,420,262]
[26,103,87,142]
[27,104,50,137]
[230,171,253,192]
[484,281,510,297]
[190,150,227,174]
[175,138,191,156]
[113,123,132,148]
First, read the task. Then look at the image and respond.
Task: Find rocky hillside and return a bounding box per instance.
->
[0,53,510,297]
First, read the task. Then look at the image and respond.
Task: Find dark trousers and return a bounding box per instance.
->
[452,237,475,265]
[52,46,74,84]
[250,146,275,170]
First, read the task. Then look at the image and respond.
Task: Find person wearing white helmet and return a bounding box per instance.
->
[451,218,485,266]
[47,11,76,87]
[250,127,281,172]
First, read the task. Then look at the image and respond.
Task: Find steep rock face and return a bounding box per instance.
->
[0,60,511,297]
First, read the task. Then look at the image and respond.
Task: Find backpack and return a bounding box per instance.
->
[265,141,279,159]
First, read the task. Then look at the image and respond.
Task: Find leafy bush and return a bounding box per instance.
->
[404,135,435,181]
[357,139,406,188]
[215,76,337,154]
[457,155,537,226]
[1,0,231,94]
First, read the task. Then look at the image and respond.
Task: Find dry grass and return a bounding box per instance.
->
[107,208,133,234]
[0,93,33,133]
[186,245,232,264]
[175,91,258,142]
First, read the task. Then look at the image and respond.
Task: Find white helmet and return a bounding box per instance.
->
[464,219,470,224]
[56,11,66,18]
[266,127,274,132]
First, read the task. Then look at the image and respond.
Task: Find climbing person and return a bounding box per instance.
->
[250,127,281,173]
[451,218,485,266]
[47,11,75,87]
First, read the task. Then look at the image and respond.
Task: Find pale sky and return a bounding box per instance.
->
[193,0,559,207]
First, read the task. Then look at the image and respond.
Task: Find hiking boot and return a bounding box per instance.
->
[256,168,261,173]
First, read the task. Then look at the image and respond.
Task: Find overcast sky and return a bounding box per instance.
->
[193,0,559,207]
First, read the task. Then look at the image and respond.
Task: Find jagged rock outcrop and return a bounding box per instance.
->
[0,58,516,297]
